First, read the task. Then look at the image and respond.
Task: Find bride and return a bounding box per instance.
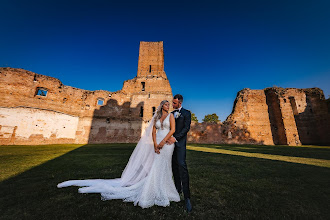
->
[57,100,180,208]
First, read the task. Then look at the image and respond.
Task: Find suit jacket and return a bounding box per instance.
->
[172,108,191,147]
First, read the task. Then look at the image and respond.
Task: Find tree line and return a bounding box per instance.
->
[191,112,220,123]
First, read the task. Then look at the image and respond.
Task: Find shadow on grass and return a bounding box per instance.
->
[0,144,85,182]
[0,144,187,220]
[1,144,330,220]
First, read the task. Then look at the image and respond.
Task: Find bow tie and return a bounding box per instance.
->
[173,109,180,112]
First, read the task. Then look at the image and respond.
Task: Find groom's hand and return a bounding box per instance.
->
[166,137,176,145]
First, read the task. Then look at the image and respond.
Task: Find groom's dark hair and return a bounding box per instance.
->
[174,94,183,103]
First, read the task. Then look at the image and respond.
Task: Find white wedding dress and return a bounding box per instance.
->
[57,113,180,208]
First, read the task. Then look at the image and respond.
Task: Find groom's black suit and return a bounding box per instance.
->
[172,107,191,199]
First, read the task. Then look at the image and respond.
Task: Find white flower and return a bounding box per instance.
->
[174,112,181,119]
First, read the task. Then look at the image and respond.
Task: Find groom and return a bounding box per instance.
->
[166,94,192,212]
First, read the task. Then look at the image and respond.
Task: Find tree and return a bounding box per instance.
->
[191,113,198,122]
[202,113,220,123]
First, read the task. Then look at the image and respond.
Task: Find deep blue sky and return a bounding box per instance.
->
[1,0,330,121]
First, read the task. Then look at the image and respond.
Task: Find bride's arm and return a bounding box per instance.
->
[152,125,160,153]
[158,114,176,148]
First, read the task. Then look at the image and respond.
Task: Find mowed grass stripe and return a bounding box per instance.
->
[187,145,330,168]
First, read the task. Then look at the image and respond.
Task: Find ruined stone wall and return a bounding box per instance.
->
[0,41,173,145]
[188,89,274,145]
[1,41,328,146]
[0,106,79,145]
[188,87,330,146]
[273,88,330,145]
[224,89,274,145]
[264,88,301,146]
[0,67,114,117]
[188,122,223,144]
[0,67,137,144]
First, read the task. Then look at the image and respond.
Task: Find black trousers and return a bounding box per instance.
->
[172,141,190,199]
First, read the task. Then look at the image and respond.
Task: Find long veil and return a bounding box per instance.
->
[57,106,159,200]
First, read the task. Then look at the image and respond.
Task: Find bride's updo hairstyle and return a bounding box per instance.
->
[153,100,169,127]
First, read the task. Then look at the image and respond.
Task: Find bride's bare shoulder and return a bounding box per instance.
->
[169,113,175,120]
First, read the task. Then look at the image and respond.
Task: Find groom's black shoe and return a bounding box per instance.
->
[185,198,192,213]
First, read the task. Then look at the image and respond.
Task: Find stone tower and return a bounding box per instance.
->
[137,41,167,78]
[122,41,173,123]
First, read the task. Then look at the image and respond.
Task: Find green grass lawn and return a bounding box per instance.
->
[0,144,330,219]
[188,143,330,160]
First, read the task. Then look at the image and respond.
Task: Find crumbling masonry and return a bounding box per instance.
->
[0,41,172,145]
[1,41,329,145]
[188,87,330,145]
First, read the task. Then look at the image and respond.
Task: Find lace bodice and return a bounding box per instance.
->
[155,114,171,130]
